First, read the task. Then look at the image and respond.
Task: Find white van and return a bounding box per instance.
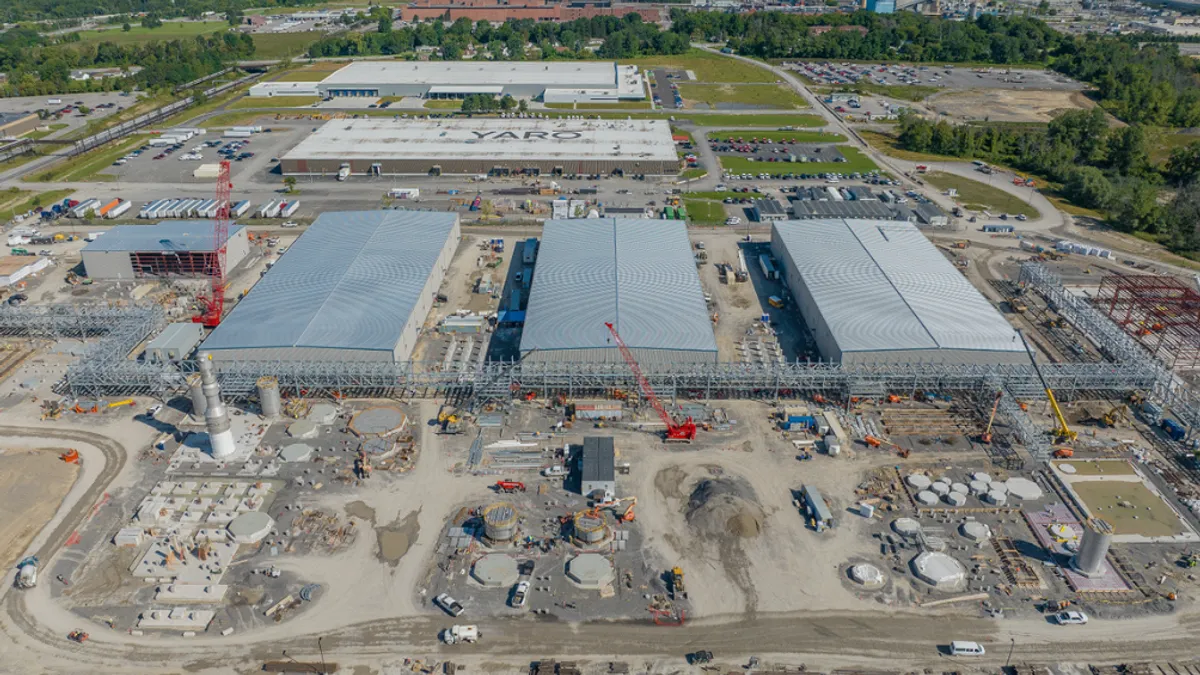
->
[949,641,986,656]
[542,465,566,477]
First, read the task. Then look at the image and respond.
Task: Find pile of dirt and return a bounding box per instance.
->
[686,478,765,539]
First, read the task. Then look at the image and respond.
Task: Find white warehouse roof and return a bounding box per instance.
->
[202,211,459,360]
[520,219,717,364]
[282,118,677,165]
[771,219,1023,363]
[321,61,640,93]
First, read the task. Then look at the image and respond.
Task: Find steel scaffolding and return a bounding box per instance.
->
[1095,273,1200,371]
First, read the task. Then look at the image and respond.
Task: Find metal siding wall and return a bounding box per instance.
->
[82,250,135,280]
[281,158,675,176]
[224,228,251,274]
[771,227,842,362]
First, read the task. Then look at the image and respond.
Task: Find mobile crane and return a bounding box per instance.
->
[604,322,696,441]
[192,160,232,328]
[1017,330,1077,443]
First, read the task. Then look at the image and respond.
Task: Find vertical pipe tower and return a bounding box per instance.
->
[257,376,282,419]
[1072,518,1114,577]
[198,352,236,459]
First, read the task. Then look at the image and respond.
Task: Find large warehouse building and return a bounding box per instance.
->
[520,218,717,365]
[201,211,460,363]
[770,219,1025,365]
[280,118,678,177]
[81,221,249,280]
[250,61,646,104]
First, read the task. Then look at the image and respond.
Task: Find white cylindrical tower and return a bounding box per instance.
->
[256,376,282,419]
[198,352,236,459]
[1072,518,1114,578]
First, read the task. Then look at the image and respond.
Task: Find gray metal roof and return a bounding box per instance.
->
[581,437,615,483]
[754,199,787,216]
[772,219,1022,356]
[202,211,457,356]
[520,218,717,357]
[788,200,908,221]
[83,221,245,253]
[145,322,204,351]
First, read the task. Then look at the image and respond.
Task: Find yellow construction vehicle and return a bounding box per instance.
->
[671,566,688,600]
[107,399,135,409]
[1017,330,1077,443]
[979,390,1002,444]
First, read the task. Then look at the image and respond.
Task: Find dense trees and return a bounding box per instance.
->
[1,0,324,23]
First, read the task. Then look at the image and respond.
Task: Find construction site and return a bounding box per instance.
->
[2,161,1200,674]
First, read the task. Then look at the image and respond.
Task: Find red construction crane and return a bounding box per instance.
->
[193,160,232,328]
[604,322,697,441]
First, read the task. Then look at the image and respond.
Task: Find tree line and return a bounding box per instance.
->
[1,0,323,23]
[306,13,688,60]
[897,111,1200,253]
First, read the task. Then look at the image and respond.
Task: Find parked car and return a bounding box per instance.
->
[948,641,986,656]
[434,593,465,617]
[1054,611,1088,625]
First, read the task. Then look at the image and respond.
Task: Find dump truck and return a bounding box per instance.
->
[440,625,479,644]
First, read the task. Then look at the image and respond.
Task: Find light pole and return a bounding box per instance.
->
[1005,637,1015,668]
[281,649,318,673]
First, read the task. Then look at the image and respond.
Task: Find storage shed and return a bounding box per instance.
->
[144,322,205,363]
[201,211,460,363]
[577,436,616,500]
[520,218,717,365]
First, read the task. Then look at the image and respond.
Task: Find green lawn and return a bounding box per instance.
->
[683,198,727,225]
[718,146,878,175]
[0,151,42,175]
[569,112,825,127]
[23,124,68,140]
[859,129,962,162]
[677,83,807,110]
[424,100,463,109]
[27,135,148,183]
[228,95,321,109]
[252,31,326,59]
[706,129,845,143]
[922,171,1040,218]
[1150,131,1200,165]
[72,21,227,45]
[680,168,708,180]
[0,188,74,216]
[629,50,775,83]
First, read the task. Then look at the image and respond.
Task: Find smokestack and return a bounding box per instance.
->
[1072,518,1113,578]
[198,352,236,459]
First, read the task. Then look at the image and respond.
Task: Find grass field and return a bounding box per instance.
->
[678,83,807,109]
[683,198,727,225]
[838,82,939,103]
[228,96,321,109]
[859,130,961,162]
[630,50,775,83]
[1054,460,1137,477]
[27,135,147,183]
[1070,480,1186,537]
[72,21,226,45]
[923,171,1040,218]
[1150,131,1200,165]
[252,32,326,59]
[0,151,42,175]
[424,100,463,109]
[23,124,68,140]
[275,62,346,82]
[707,129,845,143]
[0,188,73,216]
[579,112,825,127]
[680,168,707,180]
[718,146,877,175]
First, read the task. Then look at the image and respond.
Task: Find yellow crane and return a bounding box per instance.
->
[1017,330,1077,443]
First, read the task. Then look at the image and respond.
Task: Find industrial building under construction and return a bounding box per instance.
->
[520,218,718,365]
[201,210,460,363]
[81,221,249,281]
[279,118,679,177]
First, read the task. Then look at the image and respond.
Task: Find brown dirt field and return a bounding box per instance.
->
[926,89,1095,123]
[0,447,79,569]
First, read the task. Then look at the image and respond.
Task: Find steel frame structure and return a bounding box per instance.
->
[1095,273,1200,372]
[0,262,1189,454]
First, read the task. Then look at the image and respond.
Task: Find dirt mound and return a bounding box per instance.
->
[686,478,765,539]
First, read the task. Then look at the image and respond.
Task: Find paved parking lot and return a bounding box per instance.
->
[104,126,302,186]
[0,92,137,138]
[648,68,688,109]
[787,61,1084,91]
[709,137,846,165]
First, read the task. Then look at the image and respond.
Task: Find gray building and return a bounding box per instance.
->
[201,211,460,363]
[771,219,1025,366]
[788,199,914,221]
[752,199,788,222]
[520,218,718,365]
[143,322,205,364]
[578,436,616,499]
[81,221,249,280]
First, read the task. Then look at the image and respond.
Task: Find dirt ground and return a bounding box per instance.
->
[0,447,79,569]
[1070,480,1188,537]
[926,89,1095,123]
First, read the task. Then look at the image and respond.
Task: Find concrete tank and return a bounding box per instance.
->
[573,512,608,545]
[188,374,207,418]
[1072,518,1113,577]
[257,376,282,419]
[482,502,518,543]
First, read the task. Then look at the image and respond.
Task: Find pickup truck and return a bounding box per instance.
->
[434,592,465,617]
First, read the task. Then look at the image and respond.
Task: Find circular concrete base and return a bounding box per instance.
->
[849,563,885,588]
[567,553,615,590]
[279,443,312,462]
[307,403,339,425]
[228,512,274,545]
[472,553,519,588]
[911,551,966,591]
[287,420,318,439]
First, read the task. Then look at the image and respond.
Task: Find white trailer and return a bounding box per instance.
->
[223,130,252,139]
[826,186,843,202]
[105,201,132,219]
[337,163,351,181]
[280,201,300,217]
[194,199,215,218]
[139,199,163,218]
[440,625,479,645]
[71,199,99,218]
[230,126,262,134]
[388,188,419,199]
[147,200,174,218]
[231,200,251,218]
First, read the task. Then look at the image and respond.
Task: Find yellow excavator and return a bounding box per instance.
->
[1017,330,1077,443]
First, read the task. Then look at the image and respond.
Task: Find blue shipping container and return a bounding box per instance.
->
[1162,418,1186,441]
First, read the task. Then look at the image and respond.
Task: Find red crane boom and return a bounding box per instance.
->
[193,159,231,328]
[604,322,696,441]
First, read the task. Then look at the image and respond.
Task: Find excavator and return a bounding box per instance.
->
[599,496,637,522]
[1017,330,1077,443]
